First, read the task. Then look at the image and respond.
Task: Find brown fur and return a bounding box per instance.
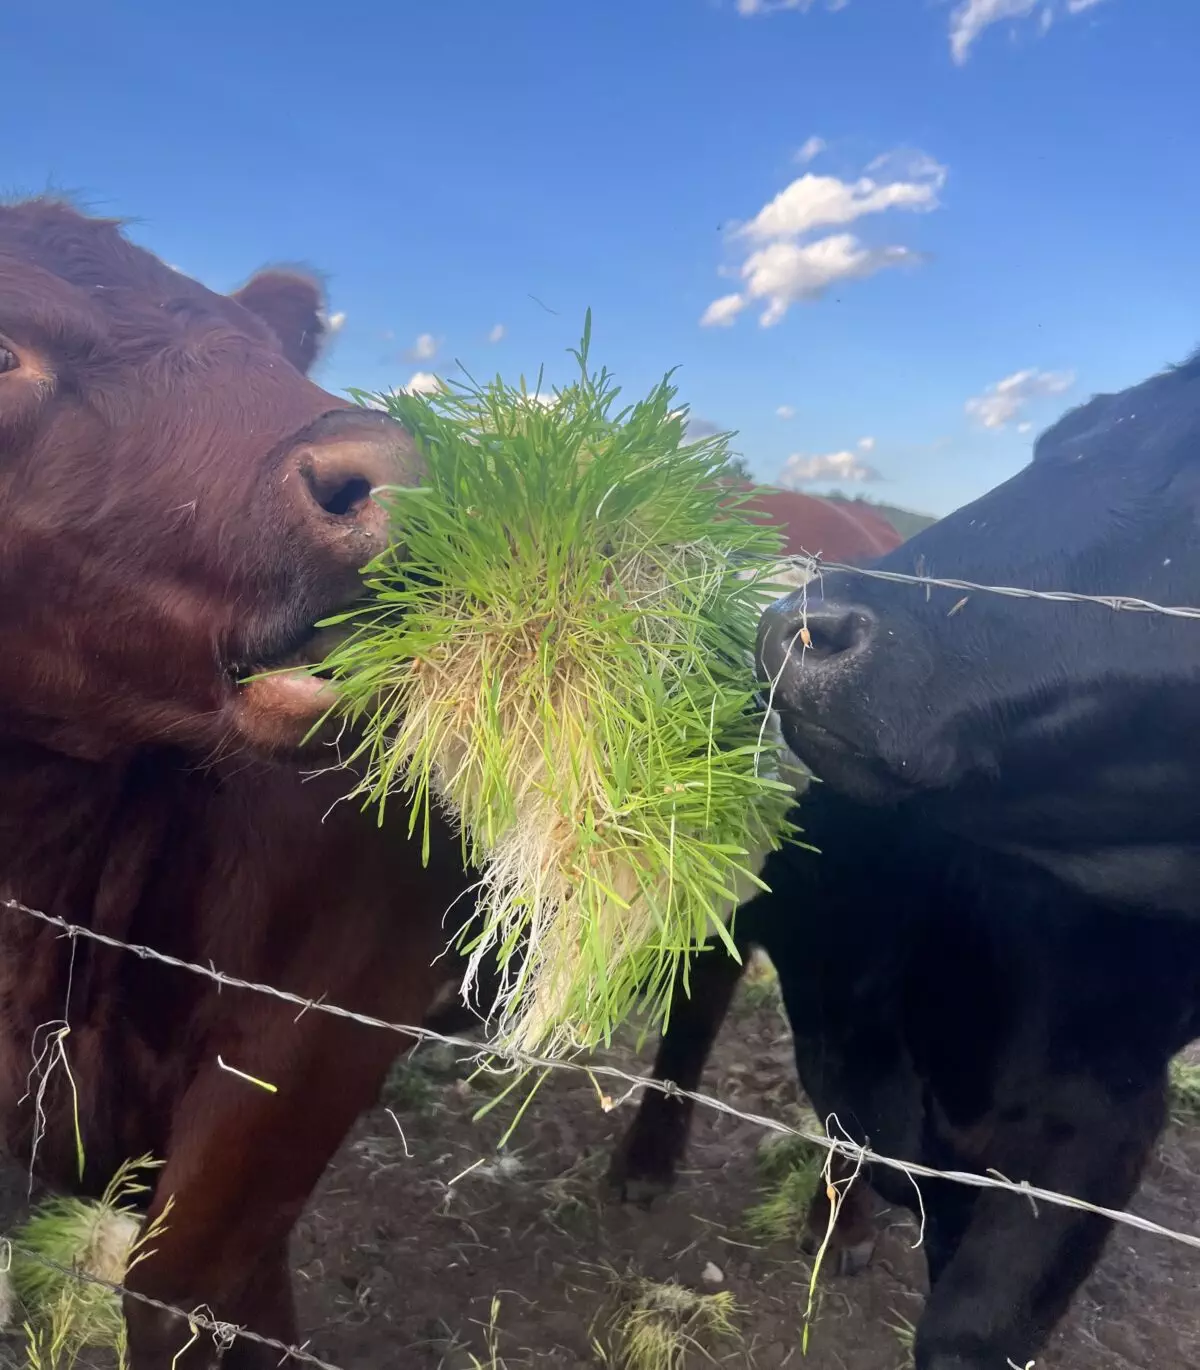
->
[0,198,460,1368]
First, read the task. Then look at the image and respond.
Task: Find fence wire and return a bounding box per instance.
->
[780,553,1200,622]
[4,896,1199,1261]
[2,555,1199,1365]
[4,1237,343,1369]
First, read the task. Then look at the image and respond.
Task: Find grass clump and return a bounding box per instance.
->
[737,949,784,1014]
[603,1276,741,1370]
[319,315,795,1058]
[9,1155,171,1368]
[1168,1054,1200,1125]
[745,1126,825,1242]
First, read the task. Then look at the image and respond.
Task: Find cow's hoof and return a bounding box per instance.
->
[607,1136,679,1207]
[611,1170,677,1207]
[800,1230,877,1276]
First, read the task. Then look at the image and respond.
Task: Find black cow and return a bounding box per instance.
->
[611,350,1200,1370]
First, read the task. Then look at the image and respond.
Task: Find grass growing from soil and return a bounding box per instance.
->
[745,1126,825,1243]
[318,315,796,1059]
[1168,1054,1200,1125]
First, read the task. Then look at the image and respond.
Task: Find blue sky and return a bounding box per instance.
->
[4,0,1197,515]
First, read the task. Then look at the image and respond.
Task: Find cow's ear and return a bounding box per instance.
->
[232,270,327,376]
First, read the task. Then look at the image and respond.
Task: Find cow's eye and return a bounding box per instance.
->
[0,345,18,375]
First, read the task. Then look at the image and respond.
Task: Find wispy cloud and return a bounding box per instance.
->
[406,332,440,362]
[795,136,827,165]
[780,443,883,486]
[488,323,507,343]
[949,0,1109,65]
[700,293,748,327]
[736,0,848,14]
[964,368,1075,428]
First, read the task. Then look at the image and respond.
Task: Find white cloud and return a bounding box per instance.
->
[744,234,920,326]
[703,149,943,328]
[700,293,748,327]
[736,0,848,13]
[408,332,440,361]
[488,323,506,343]
[964,368,1075,429]
[739,162,945,242]
[780,448,883,486]
[950,0,1036,63]
[1017,421,1034,434]
[949,0,1105,64]
[737,0,809,13]
[776,404,796,419]
[795,136,827,164]
[857,435,876,452]
[402,370,443,396]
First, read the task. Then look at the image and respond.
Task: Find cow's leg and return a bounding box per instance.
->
[122,1238,297,1369]
[798,1153,880,1275]
[122,1010,409,1369]
[608,928,754,1202]
[912,1075,1166,1370]
[219,1238,298,1368]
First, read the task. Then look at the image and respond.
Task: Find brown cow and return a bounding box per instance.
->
[0,197,904,1367]
[0,198,472,1368]
[735,482,902,564]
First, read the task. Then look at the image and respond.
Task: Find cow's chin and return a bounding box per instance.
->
[231,670,342,758]
[226,621,356,761]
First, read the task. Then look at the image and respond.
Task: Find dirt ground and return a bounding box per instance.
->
[1,969,1198,1369]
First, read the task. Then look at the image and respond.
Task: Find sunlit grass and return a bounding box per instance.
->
[317,314,797,1059]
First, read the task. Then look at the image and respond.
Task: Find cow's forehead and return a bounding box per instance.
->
[0,198,181,293]
[0,198,277,356]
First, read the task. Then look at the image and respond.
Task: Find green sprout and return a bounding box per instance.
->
[317,314,797,1058]
[10,1154,173,1368]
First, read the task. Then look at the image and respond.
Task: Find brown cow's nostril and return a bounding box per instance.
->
[311,471,374,518]
[298,441,399,523]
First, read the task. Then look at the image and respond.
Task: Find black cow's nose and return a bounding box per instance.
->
[756,594,876,688]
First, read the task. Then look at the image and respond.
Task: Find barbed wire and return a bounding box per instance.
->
[3,895,1199,1260]
[4,1234,344,1368]
[774,553,1200,622]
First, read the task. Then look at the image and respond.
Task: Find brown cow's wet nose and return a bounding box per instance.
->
[756,594,876,699]
[298,439,401,520]
[284,410,423,566]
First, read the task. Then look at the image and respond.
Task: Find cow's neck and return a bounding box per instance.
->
[0,741,199,937]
